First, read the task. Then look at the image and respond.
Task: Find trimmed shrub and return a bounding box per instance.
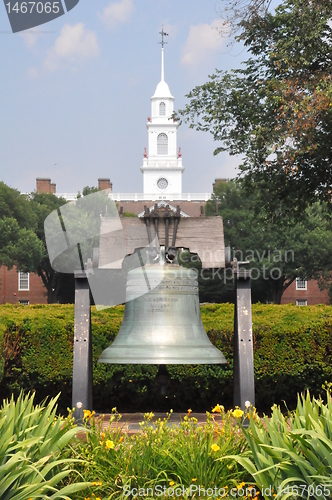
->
[0,304,331,413]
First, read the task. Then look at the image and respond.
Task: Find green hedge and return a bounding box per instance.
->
[0,303,331,413]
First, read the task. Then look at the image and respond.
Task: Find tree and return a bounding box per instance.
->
[77,186,99,198]
[0,182,43,271]
[205,180,332,303]
[30,188,116,304]
[217,0,273,36]
[29,192,72,304]
[179,0,332,215]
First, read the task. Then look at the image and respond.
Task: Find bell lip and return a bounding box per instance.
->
[98,360,228,364]
[98,350,228,365]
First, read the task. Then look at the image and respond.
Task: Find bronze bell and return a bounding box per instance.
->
[98,258,227,365]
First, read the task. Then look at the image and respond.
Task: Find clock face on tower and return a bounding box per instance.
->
[157,177,168,190]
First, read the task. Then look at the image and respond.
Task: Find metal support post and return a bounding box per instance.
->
[72,271,93,421]
[233,263,255,413]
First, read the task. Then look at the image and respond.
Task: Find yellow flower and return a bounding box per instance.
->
[192,478,197,482]
[232,409,244,418]
[169,481,175,486]
[212,404,224,414]
[119,435,124,443]
[105,439,115,450]
[91,481,102,486]
[83,410,91,419]
[237,482,246,489]
[211,443,220,452]
[100,432,105,441]
[95,498,102,500]
[187,408,192,415]
[83,410,95,420]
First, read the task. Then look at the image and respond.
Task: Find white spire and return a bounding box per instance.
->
[152,45,173,99]
[161,48,164,82]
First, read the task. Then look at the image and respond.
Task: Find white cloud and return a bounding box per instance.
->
[44,23,99,71]
[99,0,134,29]
[181,20,227,67]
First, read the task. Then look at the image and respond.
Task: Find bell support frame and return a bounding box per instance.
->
[72,213,255,418]
[233,258,255,416]
[72,271,93,421]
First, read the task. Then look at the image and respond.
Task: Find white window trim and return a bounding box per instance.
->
[18,271,29,291]
[296,278,307,290]
[157,133,168,155]
[296,300,308,306]
[159,101,166,115]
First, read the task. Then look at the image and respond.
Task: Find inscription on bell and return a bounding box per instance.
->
[98,263,227,365]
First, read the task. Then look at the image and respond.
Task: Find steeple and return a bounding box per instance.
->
[152,26,173,99]
[141,29,184,199]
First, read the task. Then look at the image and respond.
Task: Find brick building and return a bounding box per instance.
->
[0,266,47,305]
[0,178,55,305]
[281,278,330,306]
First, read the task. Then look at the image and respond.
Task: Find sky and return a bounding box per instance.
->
[0,0,250,196]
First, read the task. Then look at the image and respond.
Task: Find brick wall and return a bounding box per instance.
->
[0,266,47,304]
[281,279,330,305]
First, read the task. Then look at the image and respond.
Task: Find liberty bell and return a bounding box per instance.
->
[98,204,227,366]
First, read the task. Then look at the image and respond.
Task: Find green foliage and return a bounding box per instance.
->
[0,304,332,413]
[0,391,89,499]
[205,181,332,303]
[70,408,248,499]
[0,183,44,271]
[227,390,332,499]
[0,182,36,230]
[29,192,70,303]
[179,0,332,214]
[77,186,99,198]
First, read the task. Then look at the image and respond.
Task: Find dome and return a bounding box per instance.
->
[152,80,174,99]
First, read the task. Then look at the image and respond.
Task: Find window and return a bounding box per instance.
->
[19,300,29,305]
[159,102,166,115]
[157,178,168,190]
[296,300,307,306]
[157,133,168,155]
[296,278,307,290]
[18,271,29,291]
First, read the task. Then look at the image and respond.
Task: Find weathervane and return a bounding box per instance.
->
[159,26,168,48]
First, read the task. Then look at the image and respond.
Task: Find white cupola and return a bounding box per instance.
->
[141,34,184,199]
